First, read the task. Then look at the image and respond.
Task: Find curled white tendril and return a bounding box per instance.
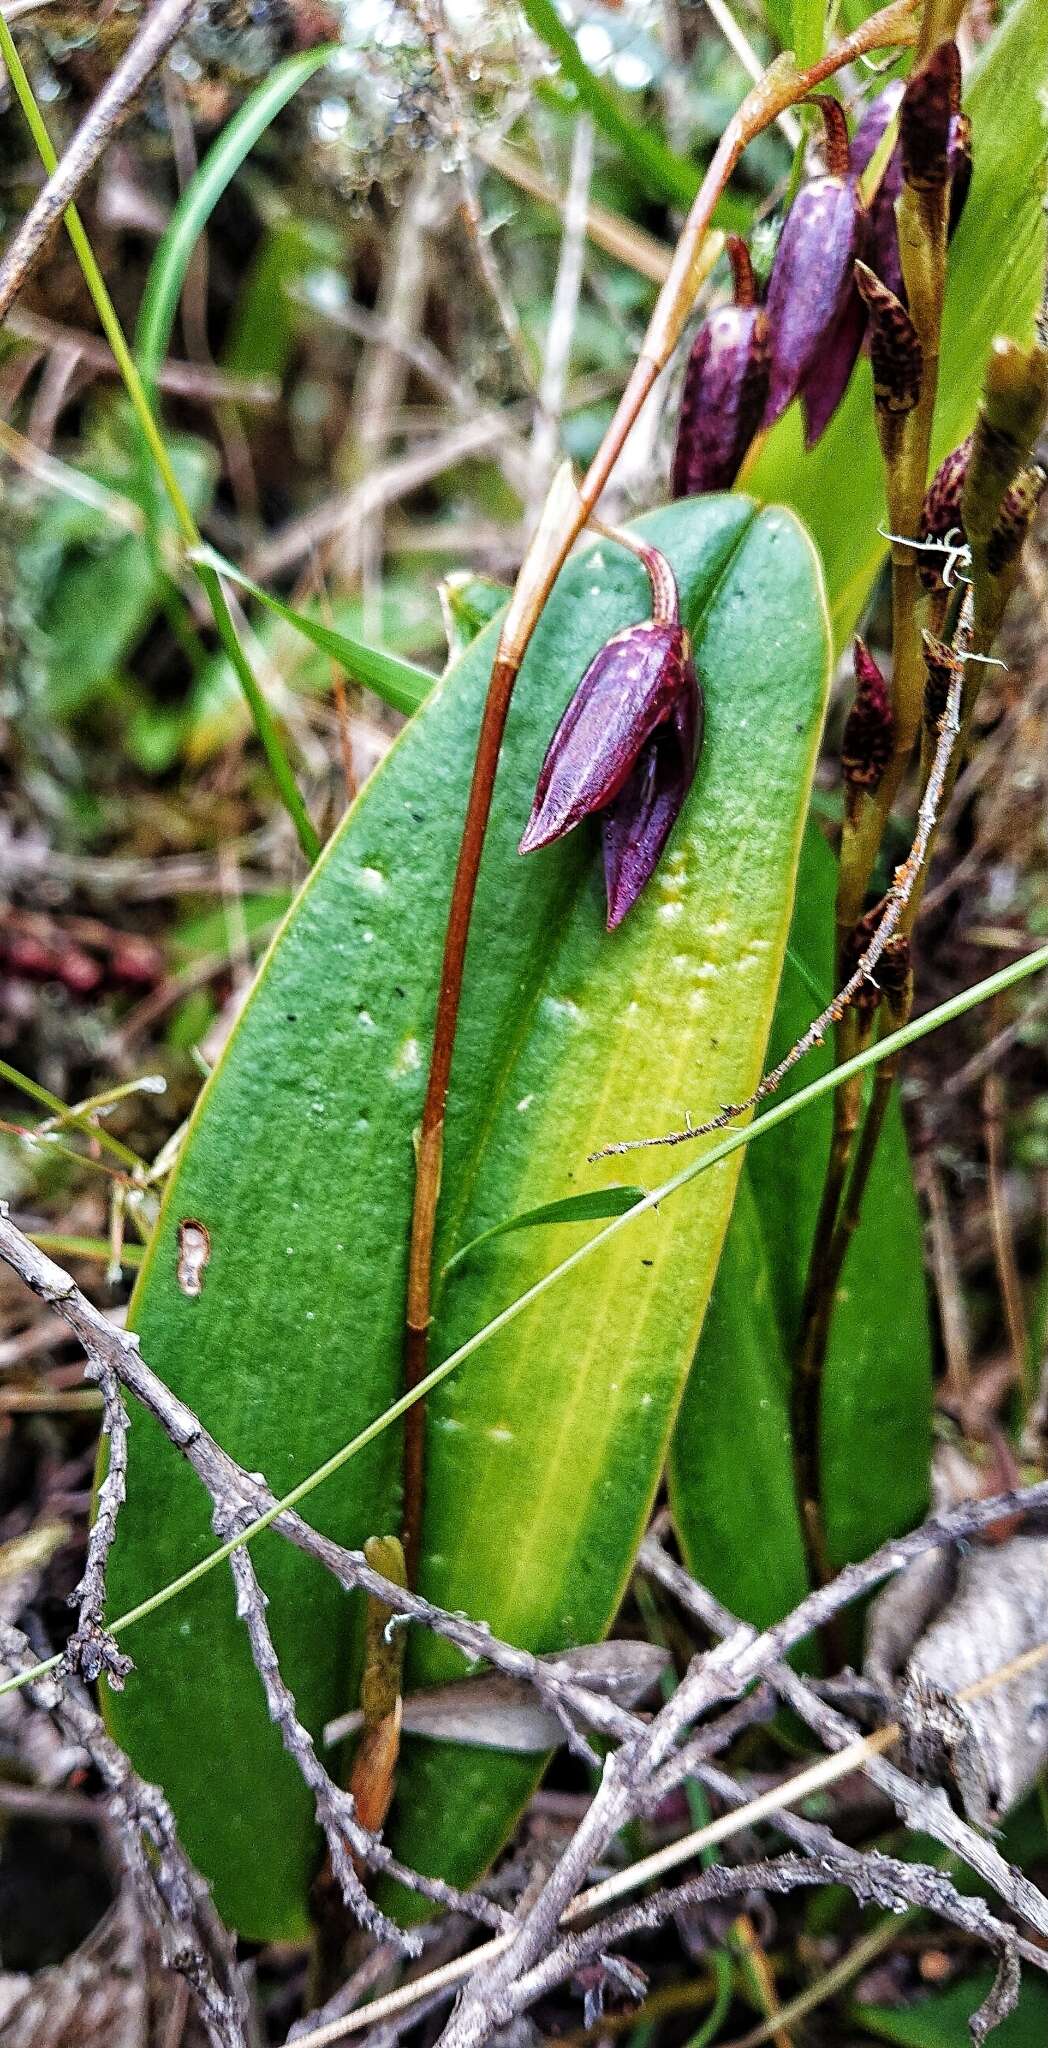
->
[878,522,973,588]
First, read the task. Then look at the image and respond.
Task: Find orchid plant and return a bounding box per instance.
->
[89,0,1048,1952]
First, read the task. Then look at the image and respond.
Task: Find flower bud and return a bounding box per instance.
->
[986,464,1047,577]
[841,638,894,820]
[520,560,702,927]
[763,98,864,430]
[851,80,905,302]
[921,630,963,736]
[799,286,867,448]
[671,238,770,497]
[900,39,961,194]
[854,263,923,414]
[602,681,702,928]
[917,435,971,589]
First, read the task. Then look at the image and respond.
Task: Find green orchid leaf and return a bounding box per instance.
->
[669,823,933,1626]
[749,0,1048,651]
[442,1185,647,1276]
[103,494,830,1940]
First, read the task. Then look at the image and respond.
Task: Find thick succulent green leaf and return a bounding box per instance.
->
[748,0,1048,650]
[669,823,933,1622]
[103,495,830,1940]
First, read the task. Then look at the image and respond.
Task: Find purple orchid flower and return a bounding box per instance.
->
[797,53,969,446]
[671,236,770,497]
[763,96,864,432]
[519,548,702,929]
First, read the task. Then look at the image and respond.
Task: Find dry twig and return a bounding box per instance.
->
[0,1618,248,2048]
[0,0,201,323]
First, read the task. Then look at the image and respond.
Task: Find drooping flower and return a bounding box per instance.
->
[671,237,770,497]
[519,546,702,929]
[851,79,906,302]
[798,62,970,444]
[601,679,701,929]
[763,96,865,431]
[799,278,869,449]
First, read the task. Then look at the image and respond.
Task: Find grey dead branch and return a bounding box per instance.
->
[3,1212,1048,2048]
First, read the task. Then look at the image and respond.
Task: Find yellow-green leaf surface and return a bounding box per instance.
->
[749,0,1048,650]
[103,496,830,1939]
[669,824,933,1629]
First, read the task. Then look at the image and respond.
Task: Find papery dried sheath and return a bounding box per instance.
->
[986,465,1047,576]
[917,435,971,588]
[948,112,972,235]
[763,100,863,429]
[921,630,962,733]
[841,638,894,818]
[671,239,769,497]
[964,339,1048,556]
[854,263,922,414]
[900,39,961,193]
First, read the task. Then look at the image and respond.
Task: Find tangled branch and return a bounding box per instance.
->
[3,1205,1048,2048]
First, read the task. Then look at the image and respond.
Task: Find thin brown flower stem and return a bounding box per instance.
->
[588,516,680,623]
[398,0,923,1589]
[790,594,971,1594]
[798,22,956,1583]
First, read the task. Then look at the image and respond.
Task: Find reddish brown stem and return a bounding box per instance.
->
[398,0,923,1589]
[402,651,521,1584]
